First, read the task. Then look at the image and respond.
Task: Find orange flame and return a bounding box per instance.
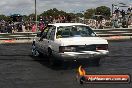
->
[78,66,86,76]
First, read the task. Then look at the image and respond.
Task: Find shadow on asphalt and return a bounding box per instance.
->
[30,55,101,70]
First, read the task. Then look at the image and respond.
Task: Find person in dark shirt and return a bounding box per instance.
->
[121,9,125,18]
[127,8,131,14]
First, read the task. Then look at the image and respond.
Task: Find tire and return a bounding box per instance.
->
[48,48,56,66]
[89,58,100,66]
[31,43,40,57]
[94,58,101,66]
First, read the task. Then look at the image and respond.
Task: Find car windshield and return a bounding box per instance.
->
[56,25,96,38]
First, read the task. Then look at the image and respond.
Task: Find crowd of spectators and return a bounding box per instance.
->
[0,7,132,33]
[111,7,132,28]
[0,20,14,33]
[85,7,132,29]
[0,15,72,33]
[86,18,111,29]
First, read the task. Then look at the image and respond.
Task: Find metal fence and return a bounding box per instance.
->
[0,28,132,40]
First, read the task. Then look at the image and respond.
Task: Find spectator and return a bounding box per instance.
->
[112,14,119,28]
[127,7,131,14]
[7,24,12,33]
[114,7,120,17]
[121,9,125,18]
[67,15,71,22]
[31,23,36,32]
[128,15,132,25]
[49,16,53,23]
[0,24,6,33]
[39,21,44,31]
[61,15,66,23]
[102,18,106,28]
[17,24,22,32]
[22,23,26,32]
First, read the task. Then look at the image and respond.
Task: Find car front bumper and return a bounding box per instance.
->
[54,50,109,61]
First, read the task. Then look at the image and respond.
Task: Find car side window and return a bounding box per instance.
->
[46,26,56,40]
[50,28,56,40]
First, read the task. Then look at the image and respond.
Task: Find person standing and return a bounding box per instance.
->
[22,23,26,32]
[112,14,118,28]
[31,23,36,32]
[39,21,44,32]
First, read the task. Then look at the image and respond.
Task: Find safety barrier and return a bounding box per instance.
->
[0,32,36,40]
[0,28,132,42]
[93,28,132,37]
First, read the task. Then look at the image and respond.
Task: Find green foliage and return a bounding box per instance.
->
[23,15,29,21]
[84,6,111,19]
[0,14,11,21]
[0,7,111,22]
[29,13,35,17]
[40,8,67,18]
[84,8,96,19]
[75,13,84,17]
[95,6,111,17]
[67,13,75,19]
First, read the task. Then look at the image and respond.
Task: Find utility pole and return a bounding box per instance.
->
[111,4,114,16]
[112,4,114,16]
[82,11,85,24]
[35,0,37,30]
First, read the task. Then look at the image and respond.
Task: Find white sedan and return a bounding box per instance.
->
[32,23,109,66]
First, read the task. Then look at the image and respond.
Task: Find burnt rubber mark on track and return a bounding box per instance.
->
[108,55,132,57]
[0,55,48,62]
[0,55,31,56]
[0,54,132,57]
[0,58,47,61]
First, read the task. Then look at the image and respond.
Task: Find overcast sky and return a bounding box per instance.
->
[0,0,131,15]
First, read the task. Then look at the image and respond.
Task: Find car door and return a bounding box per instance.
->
[39,26,56,54]
[36,26,51,54]
[44,26,56,54]
[35,32,42,51]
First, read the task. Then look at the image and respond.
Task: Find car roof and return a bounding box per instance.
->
[48,23,87,27]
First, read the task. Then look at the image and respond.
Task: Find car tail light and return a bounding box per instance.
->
[59,46,76,53]
[59,46,65,53]
[96,44,108,50]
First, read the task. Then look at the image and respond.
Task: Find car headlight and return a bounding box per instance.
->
[59,46,76,53]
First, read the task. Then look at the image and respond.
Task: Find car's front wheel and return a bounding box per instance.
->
[47,48,54,66]
[31,43,40,57]
[48,48,60,67]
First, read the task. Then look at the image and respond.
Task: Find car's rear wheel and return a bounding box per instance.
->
[93,58,100,66]
[48,48,62,67]
[48,48,56,66]
[31,42,40,57]
[89,58,100,66]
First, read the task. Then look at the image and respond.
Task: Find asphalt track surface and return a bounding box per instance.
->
[0,41,132,88]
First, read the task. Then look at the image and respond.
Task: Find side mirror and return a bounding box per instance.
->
[39,32,47,41]
[37,32,41,37]
[42,32,47,38]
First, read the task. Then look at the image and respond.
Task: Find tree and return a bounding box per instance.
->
[95,6,111,17]
[0,14,10,21]
[75,13,84,18]
[28,13,36,21]
[67,13,76,19]
[84,8,96,19]
[40,8,67,18]
[22,15,29,21]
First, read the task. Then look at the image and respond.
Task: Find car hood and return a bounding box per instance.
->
[56,37,108,46]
